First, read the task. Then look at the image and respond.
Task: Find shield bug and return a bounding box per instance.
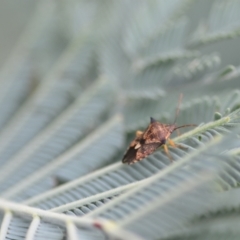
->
[122,94,196,164]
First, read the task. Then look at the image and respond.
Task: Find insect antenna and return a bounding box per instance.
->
[173,94,197,131]
[173,93,183,125]
[174,124,197,130]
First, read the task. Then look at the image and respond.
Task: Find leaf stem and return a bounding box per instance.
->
[174,116,230,143]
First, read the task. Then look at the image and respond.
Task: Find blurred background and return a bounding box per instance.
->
[2,0,240,68]
[0,1,36,66]
[1,1,240,239]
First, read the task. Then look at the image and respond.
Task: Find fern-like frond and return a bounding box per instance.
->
[0,199,142,240]
[189,0,240,47]
[130,17,192,69]
[197,187,240,218]
[165,216,240,240]
[0,77,116,194]
[123,0,192,58]
[86,134,238,239]
[169,53,221,85]
[100,1,196,98]
[0,2,59,132]
[24,107,240,210]
[0,37,94,165]
[2,1,240,239]
[51,183,135,215]
[1,115,123,201]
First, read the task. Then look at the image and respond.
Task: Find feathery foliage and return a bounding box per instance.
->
[1,0,240,239]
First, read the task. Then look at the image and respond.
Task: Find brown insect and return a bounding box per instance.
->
[122,94,195,164]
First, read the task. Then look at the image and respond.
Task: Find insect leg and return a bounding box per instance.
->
[163,144,173,161]
[168,139,186,149]
[135,130,143,138]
